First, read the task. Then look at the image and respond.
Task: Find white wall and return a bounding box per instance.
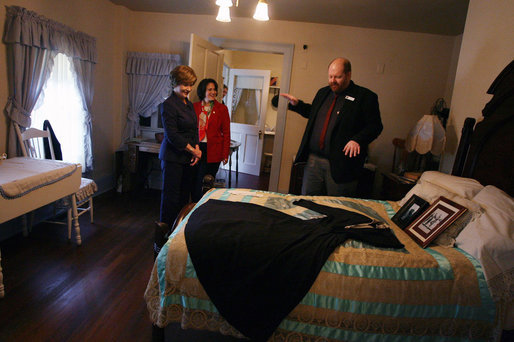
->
[440,0,514,172]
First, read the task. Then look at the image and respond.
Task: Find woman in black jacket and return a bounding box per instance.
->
[159,65,201,227]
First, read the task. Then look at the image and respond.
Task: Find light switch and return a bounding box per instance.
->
[376,63,385,74]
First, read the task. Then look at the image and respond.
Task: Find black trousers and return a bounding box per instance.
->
[160,160,193,227]
[192,142,221,202]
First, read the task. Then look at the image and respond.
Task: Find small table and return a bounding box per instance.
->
[228,140,241,187]
[381,172,416,201]
[126,139,161,191]
[127,139,241,189]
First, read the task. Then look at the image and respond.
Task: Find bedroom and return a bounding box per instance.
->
[0,0,513,340]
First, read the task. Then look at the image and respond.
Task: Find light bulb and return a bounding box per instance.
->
[215,0,233,7]
[216,6,231,22]
[253,0,269,21]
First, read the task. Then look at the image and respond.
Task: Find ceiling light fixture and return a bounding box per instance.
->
[215,0,233,7]
[215,0,269,22]
[253,0,269,21]
[216,5,231,22]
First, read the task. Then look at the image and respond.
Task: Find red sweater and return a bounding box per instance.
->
[193,100,231,163]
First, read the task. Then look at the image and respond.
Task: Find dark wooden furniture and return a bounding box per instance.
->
[391,137,407,173]
[451,60,514,197]
[380,172,416,201]
[451,110,514,197]
[227,140,240,188]
[125,139,161,191]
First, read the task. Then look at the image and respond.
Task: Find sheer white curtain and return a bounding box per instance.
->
[254,89,262,115]
[31,53,87,167]
[231,88,243,118]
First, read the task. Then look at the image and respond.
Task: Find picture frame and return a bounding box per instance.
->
[392,194,429,229]
[405,196,467,248]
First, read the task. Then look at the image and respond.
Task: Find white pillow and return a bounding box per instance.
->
[472,185,514,229]
[417,171,484,199]
[398,181,482,212]
[456,186,514,260]
[455,185,514,324]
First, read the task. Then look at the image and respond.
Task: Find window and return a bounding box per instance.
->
[31,53,88,168]
[139,106,164,141]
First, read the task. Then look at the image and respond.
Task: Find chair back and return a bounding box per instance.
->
[392,138,407,173]
[14,122,55,160]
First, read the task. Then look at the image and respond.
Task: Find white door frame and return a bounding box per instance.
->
[210,38,294,193]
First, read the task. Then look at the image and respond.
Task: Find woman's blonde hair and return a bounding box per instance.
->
[170,65,197,88]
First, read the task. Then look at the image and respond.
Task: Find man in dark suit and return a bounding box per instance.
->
[281,57,383,196]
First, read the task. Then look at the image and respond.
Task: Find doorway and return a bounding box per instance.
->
[189,34,294,192]
[225,67,271,177]
[211,38,294,192]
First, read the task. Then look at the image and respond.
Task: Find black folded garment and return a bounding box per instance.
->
[185,199,403,341]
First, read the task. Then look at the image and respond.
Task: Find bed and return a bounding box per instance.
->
[0,157,82,298]
[145,62,513,341]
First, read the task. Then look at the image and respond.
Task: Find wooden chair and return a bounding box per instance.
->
[392,138,408,174]
[16,125,55,160]
[14,122,97,245]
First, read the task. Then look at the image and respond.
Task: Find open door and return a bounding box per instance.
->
[226,68,270,176]
[188,34,224,103]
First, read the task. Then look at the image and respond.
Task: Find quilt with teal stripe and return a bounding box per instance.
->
[145,189,496,341]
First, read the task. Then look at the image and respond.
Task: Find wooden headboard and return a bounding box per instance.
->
[451,61,514,197]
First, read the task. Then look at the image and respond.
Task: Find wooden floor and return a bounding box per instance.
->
[0,171,267,342]
[217,168,270,191]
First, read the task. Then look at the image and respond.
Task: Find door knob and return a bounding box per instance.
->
[259,130,263,139]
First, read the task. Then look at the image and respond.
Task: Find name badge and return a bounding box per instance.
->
[345,95,355,101]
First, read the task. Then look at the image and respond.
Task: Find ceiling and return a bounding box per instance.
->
[109,0,469,36]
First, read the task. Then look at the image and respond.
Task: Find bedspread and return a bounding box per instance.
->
[145,189,496,341]
[0,157,78,199]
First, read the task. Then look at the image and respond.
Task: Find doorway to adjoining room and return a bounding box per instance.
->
[217,49,283,191]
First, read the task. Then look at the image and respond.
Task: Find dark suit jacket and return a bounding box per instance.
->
[159,93,199,164]
[290,81,383,183]
[43,120,63,160]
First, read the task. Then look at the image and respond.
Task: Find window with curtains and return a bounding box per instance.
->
[31,53,88,167]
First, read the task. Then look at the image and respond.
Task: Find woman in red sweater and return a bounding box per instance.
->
[192,78,231,201]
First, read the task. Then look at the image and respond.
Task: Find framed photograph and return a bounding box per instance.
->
[392,194,429,229]
[405,196,467,248]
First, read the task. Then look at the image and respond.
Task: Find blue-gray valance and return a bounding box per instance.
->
[122,52,181,142]
[3,5,97,63]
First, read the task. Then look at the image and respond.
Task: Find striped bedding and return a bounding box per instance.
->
[145,188,497,341]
